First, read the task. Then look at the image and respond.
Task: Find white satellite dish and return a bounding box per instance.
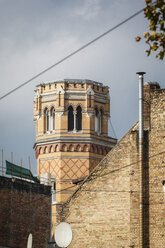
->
[27,233,33,248]
[55,222,72,248]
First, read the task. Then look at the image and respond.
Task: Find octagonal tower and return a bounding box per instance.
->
[33,79,117,232]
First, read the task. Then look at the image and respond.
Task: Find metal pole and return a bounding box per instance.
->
[49,161,50,174]
[28,156,32,180]
[11,152,13,163]
[136,72,146,248]
[50,190,52,242]
[20,159,22,179]
[11,152,13,177]
[2,149,3,176]
[137,72,145,145]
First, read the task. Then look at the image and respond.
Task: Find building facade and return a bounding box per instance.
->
[33,79,117,234]
[0,176,51,248]
[55,82,165,247]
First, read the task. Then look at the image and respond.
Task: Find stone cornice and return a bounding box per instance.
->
[34,135,117,149]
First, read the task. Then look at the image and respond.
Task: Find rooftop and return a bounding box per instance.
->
[37,79,105,87]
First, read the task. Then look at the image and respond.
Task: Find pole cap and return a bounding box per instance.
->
[136,72,146,75]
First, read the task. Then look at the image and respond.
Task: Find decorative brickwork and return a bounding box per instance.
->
[39,158,89,179]
[36,143,110,158]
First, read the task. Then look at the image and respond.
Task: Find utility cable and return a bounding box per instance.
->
[0,6,145,101]
[1,149,165,210]
[109,118,117,139]
[1,149,165,189]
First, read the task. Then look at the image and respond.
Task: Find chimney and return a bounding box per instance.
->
[136,72,146,147]
[143,82,160,130]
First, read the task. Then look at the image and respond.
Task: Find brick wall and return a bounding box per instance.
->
[0,176,51,248]
[147,87,165,247]
[56,84,165,248]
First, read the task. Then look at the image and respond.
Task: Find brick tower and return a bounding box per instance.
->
[33,79,117,233]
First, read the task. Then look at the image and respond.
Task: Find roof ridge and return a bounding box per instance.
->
[56,121,138,208]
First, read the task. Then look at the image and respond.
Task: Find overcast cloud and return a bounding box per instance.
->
[0,0,164,173]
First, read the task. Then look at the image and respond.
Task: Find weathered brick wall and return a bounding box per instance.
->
[0,177,51,248]
[56,84,165,248]
[56,123,140,247]
[148,88,165,247]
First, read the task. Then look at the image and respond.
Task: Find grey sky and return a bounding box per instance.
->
[0,0,164,173]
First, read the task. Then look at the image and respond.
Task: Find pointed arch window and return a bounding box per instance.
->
[59,92,61,106]
[44,108,49,133]
[95,108,103,135]
[89,92,91,107]
[95,108,99,133]
[76,106,82,131]
[68,106,74,131]
[100,109,103,134]
[50,107,55,131]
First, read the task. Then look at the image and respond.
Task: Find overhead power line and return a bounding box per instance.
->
[1,148,165,210]
[0,6,145,101]
[109,118,117,139]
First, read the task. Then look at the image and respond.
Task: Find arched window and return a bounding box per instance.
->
[59,92,61,106]
[50,107,55,131]
[95,108,99,133]
[89,92,91,107]
[100,109,103,134]
[68,106,74,131]
[36,97,38,111]
[44,108,49,132]
[76,106,82,131]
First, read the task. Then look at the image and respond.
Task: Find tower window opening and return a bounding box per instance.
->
[89,92,91,107]
[95,108,103,135]
[36,98,38,111]
[68,106,74,131]
[100,109,103,134]
[59,92,61,106]
[50,107,55,131]
[44,108,49,133]
[76,106,82,131]
[95,108,99,133]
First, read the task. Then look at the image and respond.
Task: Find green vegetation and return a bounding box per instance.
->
[136,0,165,60]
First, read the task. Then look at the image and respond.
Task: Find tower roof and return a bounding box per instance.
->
[37,79,106,87]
